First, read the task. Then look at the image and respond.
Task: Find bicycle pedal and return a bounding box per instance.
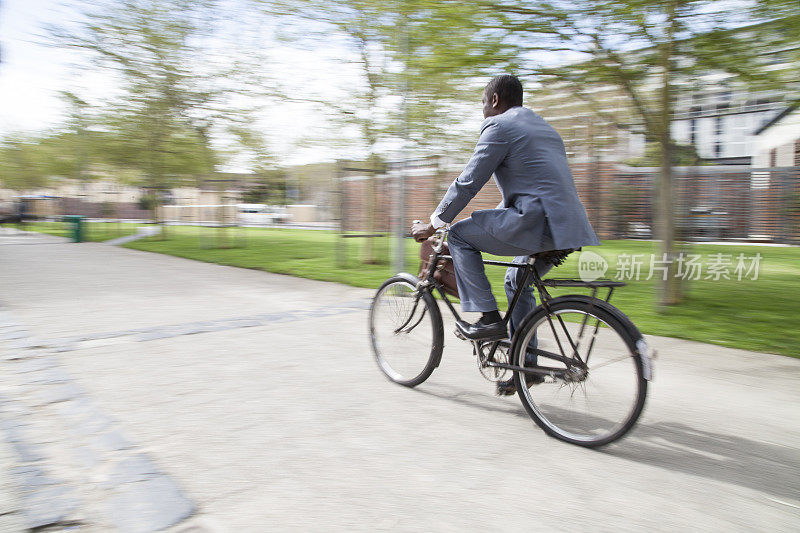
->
[453,327,466,341]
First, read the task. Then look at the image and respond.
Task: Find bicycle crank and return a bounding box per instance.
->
[475,341,511,382]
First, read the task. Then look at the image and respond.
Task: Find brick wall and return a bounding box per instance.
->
[341,161,800,243]
[795,140,800,168]
[60,199,152,219]
[341,168,506,233]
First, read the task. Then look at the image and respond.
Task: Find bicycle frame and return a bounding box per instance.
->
[416,228,625,379]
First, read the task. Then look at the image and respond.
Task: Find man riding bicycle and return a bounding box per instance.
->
[411,74,600,378]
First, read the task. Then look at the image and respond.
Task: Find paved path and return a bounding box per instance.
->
[0,230,798,531]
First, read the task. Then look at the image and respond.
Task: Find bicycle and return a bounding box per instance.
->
[368,227,654,447]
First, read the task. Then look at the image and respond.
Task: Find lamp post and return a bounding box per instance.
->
[392,4,410,274]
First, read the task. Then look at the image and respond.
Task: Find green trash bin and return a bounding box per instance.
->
[63,215,85,242]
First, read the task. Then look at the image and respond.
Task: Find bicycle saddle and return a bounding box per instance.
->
[530,248,577,267]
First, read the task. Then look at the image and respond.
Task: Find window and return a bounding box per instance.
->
[696,117,715,158]
[720,114,747,158]
[672,120,691,144]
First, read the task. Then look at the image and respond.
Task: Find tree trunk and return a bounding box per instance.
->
[656,2,681,308]
[656,134,679,306]
[335,163,347,268]
[363,156,377,264]
[151,197,165,240]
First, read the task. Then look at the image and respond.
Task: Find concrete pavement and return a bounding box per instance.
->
[0,229,798,531]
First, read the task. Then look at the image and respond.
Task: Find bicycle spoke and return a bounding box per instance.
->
[393,294,422,334]
[515,302,646,447]
[586,353,632,372]
[579,315,604,366]
[400,306,427,334]
[370,278,443,387]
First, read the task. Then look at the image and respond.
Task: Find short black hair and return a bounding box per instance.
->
[485,74,523,107]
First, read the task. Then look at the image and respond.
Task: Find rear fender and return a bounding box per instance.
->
[509,295,653,381]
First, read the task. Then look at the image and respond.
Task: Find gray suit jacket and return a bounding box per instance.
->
[433,106,600,252]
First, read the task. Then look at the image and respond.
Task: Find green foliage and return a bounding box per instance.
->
[241,169,288,204]
[0,127,143,190]
[260,0,395,156]
[137,193,158,212]
[626,143,705,167]
[258,0,493,155]
[783,189,800,216]
[47,0,271,189]
[608,184,641,238]
[414,1,784,139]
[0,135,54,190]
[750,1,800,93]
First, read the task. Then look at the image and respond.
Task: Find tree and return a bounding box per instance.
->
[0,134,53,191]
[418,1,787,307]
[59,92,91,186]
[48,0,269,225]
[626,143,704,167]
[240,171,287,204]
[231,124,287,205]
[751,1,800,95]
[0,125,102,192]
[260,0,502,262]
[261,1,486,152]
[259,0,394,262]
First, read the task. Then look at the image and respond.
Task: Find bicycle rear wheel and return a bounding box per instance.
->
[369,275,443,387]
[511,297,648,447]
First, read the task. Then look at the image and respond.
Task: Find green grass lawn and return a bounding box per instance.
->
[22,220,141,242]
[119,225,799,357]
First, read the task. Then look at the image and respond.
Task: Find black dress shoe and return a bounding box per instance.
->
[495,378,517,396]
[496,348,543,396]
[455,319,508,341]
[495,372,544,396]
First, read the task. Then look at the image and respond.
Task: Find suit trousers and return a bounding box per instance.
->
[448,217,554,339]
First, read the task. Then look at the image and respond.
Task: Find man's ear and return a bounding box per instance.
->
[492,93,500,108]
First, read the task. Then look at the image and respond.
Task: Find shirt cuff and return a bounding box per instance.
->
[430,214,446,229]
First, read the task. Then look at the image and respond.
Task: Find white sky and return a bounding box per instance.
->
[0,0,76,132]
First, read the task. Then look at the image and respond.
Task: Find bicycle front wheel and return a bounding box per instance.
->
[369,276,444,387]
[511,297,648,447]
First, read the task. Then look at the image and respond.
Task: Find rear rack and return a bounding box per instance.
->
[537,278,624,303]
[540,278,626,288]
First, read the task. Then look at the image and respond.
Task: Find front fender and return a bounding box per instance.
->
[393,272,421,287]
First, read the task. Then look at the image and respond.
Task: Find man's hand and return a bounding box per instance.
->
[411,220,435,243]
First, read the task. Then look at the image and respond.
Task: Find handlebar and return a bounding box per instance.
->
[403,227,448,238]
[408,220,448,252]
[431,227,448,253]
